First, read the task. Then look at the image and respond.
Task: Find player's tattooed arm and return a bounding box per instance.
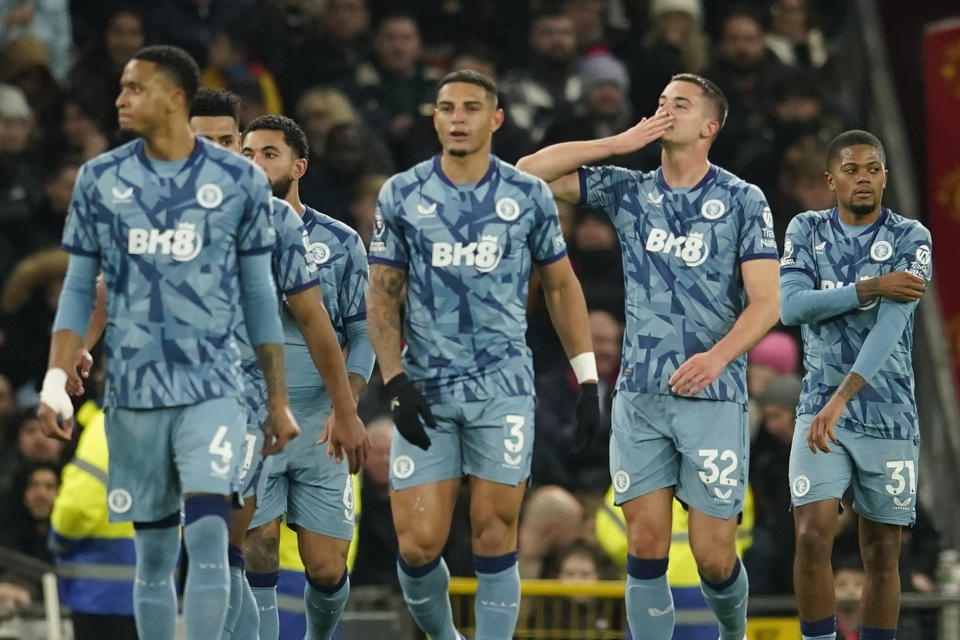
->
[367,264,407,381]
[808,372,866,454]
[255,343,287,407]
[833,372,867,402]
[348,373,367,403]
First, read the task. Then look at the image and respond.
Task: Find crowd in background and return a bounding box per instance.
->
[0,0,942,628]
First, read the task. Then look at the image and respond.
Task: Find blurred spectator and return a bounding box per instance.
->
[0,248,68,391]
[833,555,864,640]
[747,330,799,396]
[0,461,60,563]
[61,95,109,160]
[542,52,657,171]
[27,156,80,251]
[571,209,624,312]
[144,0,255,65]
[765,0,830,69]
[744,373,801,595]
[66,6,145,135]
[227,74,269,130]
[278,0,372,108]
[623,0,708,114]
[0,373,16,435]
[343,12,441,161]
[295,87,362,157]
[299,121,395,225]
[0,0,72,78]
[533,309,621,493]
[0,36,66,152]
[517,486,584,579]
[703,6,786,173]
[201,21,283,115]
[351,417,399,588]
[561,0,620,51]
[0,82,42,278]
[500,11,582,146]
[350,174,388,249]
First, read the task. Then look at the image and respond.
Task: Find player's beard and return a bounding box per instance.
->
[849,197,877,217]
[271,175,294,199]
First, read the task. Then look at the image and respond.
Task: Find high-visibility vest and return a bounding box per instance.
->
[276,474,361,639]
[49,401,137,616]
[595,485,755,639]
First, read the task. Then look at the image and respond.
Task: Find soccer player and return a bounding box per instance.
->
[187,89,368,640]
[368,69,600,640]
[36,46,299,640]
[517,73,781,640]
[780,130,930,640]
[240,114,375,640]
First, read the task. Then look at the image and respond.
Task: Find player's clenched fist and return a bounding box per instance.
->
[876,271,926,302]
[262,405,300,455]
[385,373,436,450]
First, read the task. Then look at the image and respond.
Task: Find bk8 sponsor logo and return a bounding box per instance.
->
[128,223,202,261]
[431,236,503,273]
[645,228,709,267]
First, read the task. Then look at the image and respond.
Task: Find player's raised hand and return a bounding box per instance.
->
[808,396,844,453]
[319,407,370,474]
[262,404,300,455]
[66,348,94,396]
[669,350,726,397]
[875,271,926,302]
[38,369,74,441]
[385,373,436,450]
[610,111,674,155]
[573,382,600,455]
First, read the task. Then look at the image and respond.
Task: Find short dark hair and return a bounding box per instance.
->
[189,88,241,123]
[437,69,499,107]
[132,45,199,107]
[670,73,729,131]
[243,114,310,159]
[826,130,886,170]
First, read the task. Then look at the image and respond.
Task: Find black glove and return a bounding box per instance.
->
[385,373,436,450]
[573,382,600,455]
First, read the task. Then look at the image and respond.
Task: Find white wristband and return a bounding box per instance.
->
[40,368,73,419]
[569,352,598,384]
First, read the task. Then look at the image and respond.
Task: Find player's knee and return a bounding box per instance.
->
[627,524,671,558]
[245,535,280,573]
[794,522,833,563]
[860,532,901,574]
[694,549,737,584]
[304,553,347,586]
[470,513,516,556]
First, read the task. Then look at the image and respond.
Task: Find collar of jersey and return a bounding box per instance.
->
[654,163,717,193]
[433,154,495,189]
[134,135,205,176]
[829,206,889,237]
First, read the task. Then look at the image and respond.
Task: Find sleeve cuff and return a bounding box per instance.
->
[238,244,274,256]
[343,312,366,324]
[780,266,816,282]
[61,244,99,258]
[740,253,779,263]
[533,248,568,266]
[369,256,407,269]
[283,279,319,296]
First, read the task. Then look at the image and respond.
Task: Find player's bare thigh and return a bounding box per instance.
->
[296,526,352,585]
[620,487,674,558]
[390,477,461,567]
[468,476,527,556]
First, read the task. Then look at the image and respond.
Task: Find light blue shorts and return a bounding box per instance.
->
[609,391,749,519]
[238,402,270,500]
[389,395,536,491]
[104,397,244,523]
[250,387,353,540]
[789,415,919,526]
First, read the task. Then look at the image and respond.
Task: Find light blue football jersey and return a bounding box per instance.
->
[236,197,320,409]
[780,208,932,440]
[579,164,779,405]
[282,205,368,390]
[61,137,276,408]
[369,155,567,403]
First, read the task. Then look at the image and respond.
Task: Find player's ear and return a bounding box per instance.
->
[824,170,835,192]
[701,119,719,140]
[293,157,307,180]
[490,107,504,133]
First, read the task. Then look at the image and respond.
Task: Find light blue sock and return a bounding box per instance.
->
[182,496,231,640]
[625,555,675,640]
[133,516,180,640]
[230,572,260,640]
[304,569,350,640]
[474,552,521,640]
[800,615,836,639]
[222,546,245,639]
[397,555,459,640]
[248,571,279,640]
[700,557,749,640]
